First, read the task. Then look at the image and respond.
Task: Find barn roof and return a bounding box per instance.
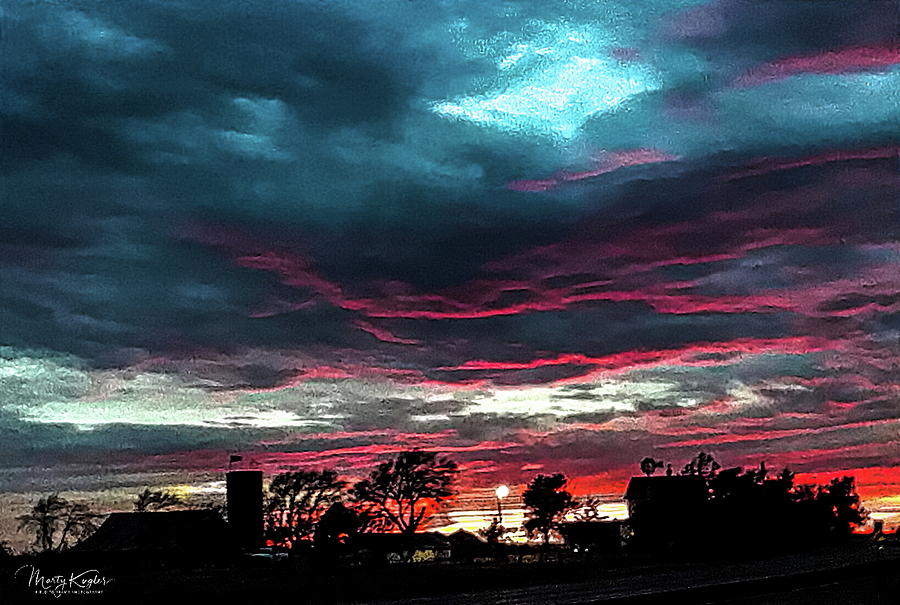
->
[75,510,231,553]
[623,476,708,501]
[446,529,485,546]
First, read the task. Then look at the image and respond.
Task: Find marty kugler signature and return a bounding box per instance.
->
[15,565,112,598]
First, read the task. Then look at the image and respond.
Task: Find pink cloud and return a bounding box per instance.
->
[188,156,895,333]
[507,148,679,192]
[178,147,898,393]
[723,146,899,181]
[437,335,834,384]
[192,208,874,329]
[658,418,900,449]
[735,45,900,87]
[353,320,420,345]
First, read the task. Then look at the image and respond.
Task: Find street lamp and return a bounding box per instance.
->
[495,484,509,524]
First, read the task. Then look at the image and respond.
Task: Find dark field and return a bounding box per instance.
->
[3,545,897,604]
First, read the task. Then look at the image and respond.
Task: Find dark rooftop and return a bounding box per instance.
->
[75,509,231,554]
[624,475,709,501]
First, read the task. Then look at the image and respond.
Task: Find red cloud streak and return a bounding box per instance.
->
[658,418,900,449]
[439,335,833,379]
[507,148,679,192]
[735,45,900,87]
[724,146,899,181]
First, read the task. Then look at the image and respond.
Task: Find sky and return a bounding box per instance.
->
[1,0,899,544]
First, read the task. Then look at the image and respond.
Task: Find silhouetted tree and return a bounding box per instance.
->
[680,455,867,550]
[264,470,346,547]
[640,457,664,476]
[17,494,98,553]
[0,540,14,562]
[680,451,720,479]
[813,476,868,539]
[708,462,772,502]
[479,517,508,544]
[349,499,392,534]
[778,467,795,485]
[352,450,458,535]
[704,462,791,549]
[133,488,183,512]
[523,473,573,547]
[710,464,868,544]
[571,496,608,521]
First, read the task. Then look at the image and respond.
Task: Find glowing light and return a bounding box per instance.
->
[495,484,510,499]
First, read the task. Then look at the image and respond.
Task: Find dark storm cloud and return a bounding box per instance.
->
[0,0,559,365]
[2,0,897,375]
[669,0,897,57]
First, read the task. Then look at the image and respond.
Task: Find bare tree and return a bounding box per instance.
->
[17,494,98,553]
[133,488,183,512]
[352,450,458,535]
[350,499,392,534]
[264,470,346,547]
[571,496,609,521]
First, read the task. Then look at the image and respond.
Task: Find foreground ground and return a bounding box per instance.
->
[2,544,897,604]
[365,547,899,604]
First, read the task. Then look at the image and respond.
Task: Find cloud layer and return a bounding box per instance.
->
[1,0,898,537]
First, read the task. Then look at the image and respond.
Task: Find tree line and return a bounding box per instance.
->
[264,450,458,548]
[632,452,868,550]
[12,449,869,554]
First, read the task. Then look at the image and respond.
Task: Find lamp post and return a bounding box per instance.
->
[495,484,509,524]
